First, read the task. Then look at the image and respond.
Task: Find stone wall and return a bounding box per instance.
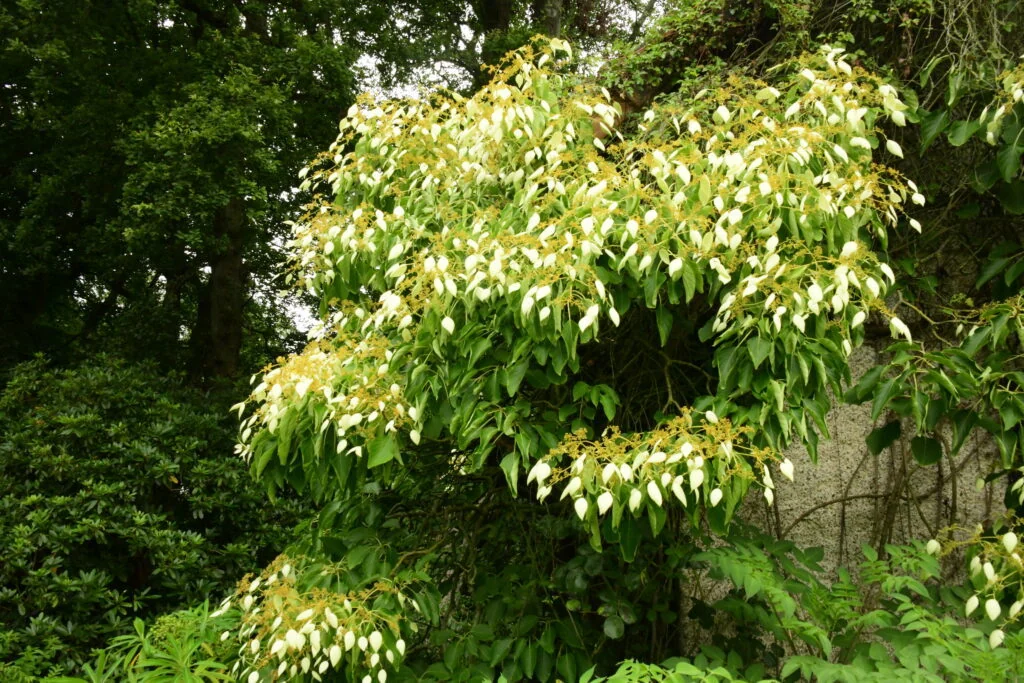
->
[743,345,1004,574]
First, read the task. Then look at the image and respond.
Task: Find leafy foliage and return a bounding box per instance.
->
[0,0,360,377]
[13,1,1024,681]
[0,358,307,678]
[195,35,979,682]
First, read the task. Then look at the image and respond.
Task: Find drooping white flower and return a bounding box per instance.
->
[990,629,1005,649]
[1004,532,1018,553]
[628,487,643,511]
[709,488,723,506]
[441,316,455,334]
[966,594,980,616]
[672,481,687,505]
[885,139,903,158]
[574,497,589,520]
[890,317,912,342]
[926,539,941,555]
[986,598,1002,621]
[561,476,582,499]
[597,491,614,515]
[285,629,305,650]
[780,458,795,482]
[527,461,552,485]
[647,481,664,507]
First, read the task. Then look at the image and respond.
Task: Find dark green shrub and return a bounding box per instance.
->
[0,357,307,678]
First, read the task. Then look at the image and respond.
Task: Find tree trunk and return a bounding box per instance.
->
[205,197,246,379]
[541,0,562,37]
[477,0,513,32]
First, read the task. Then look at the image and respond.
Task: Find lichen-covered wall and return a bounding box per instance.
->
[743,345,1004,574]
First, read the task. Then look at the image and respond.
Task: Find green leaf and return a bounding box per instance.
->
[599,392,617,421]
[845,365,886,404]
[950,410,979,455]
[995,181,1024,215]
[505,361,529,396]
[603,615,625,639]
[866,421,901,455]
[910,436,942,465]
[997,143,1023,183]
[973,158,1002,192]
[919,109,950,152]
[871,376,901,420]
[768,380,785,413]
[974,255,1015,288]
[747,336,772,369]
[947,119,981,146]
[682,260,698,302]
[500,452,520,496]
[617,516,641,562]
[699,176,712,204]
[367,434,399,468]
[520,644,537,678]
[947,69,965,106]
[656,306,673,347]
[489,638,513,667]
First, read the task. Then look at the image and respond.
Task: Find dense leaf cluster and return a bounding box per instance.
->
[0,359,306,679]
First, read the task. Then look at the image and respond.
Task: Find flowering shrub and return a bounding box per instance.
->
[209,37,956,680]
[238,39,919,532]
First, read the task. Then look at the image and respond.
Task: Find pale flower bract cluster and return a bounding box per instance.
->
[238,37,923,558]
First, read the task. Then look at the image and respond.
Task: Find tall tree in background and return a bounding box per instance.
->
[0,0,659,380]
[0,0,370,378]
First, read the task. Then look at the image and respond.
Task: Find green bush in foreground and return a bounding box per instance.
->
[0,358,307,678]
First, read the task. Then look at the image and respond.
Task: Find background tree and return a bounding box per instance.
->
[0,0,367,379]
